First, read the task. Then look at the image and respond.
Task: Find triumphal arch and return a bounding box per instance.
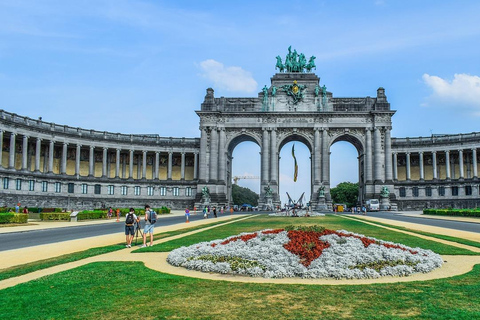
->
[196,48,395,210]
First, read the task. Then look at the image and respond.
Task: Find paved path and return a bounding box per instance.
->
[2,212,480,290]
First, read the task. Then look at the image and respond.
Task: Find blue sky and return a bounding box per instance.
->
[1,1,480,204]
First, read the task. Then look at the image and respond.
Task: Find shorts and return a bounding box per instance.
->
[144,224,155,234]
[125,225,135,235]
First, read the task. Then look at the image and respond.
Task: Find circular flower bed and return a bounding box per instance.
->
[167,226,444,279]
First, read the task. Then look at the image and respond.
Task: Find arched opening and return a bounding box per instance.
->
[228,136,260,207]
[329,135,364,206]
[279,139,312,207]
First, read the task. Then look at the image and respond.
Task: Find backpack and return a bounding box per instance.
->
[125,213,135,225]
[149,210,157,224]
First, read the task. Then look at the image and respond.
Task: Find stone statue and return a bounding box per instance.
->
[201,186,210,198]
[318,183,325,198]
[322,85,327,97]
[314,85,320,97]
[271,85,277,97]
[380,186,390,198]
[264,184,273,197]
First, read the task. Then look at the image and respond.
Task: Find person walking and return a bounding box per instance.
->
[116,208,120,222]
[213,206,217,218]
[124,208,138,248]
[107,207,113,219]
[141,205,156,247]
[185,208,190,223]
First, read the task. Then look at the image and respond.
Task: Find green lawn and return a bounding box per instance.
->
[1,214,480,319]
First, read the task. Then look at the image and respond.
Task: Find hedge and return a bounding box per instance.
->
[423,208,480,218]
[78,210,107,220]
[0,213,29,224]
[40,212,70,221]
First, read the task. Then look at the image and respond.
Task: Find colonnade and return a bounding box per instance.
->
[0,130,198,181]
[392,148,478,181]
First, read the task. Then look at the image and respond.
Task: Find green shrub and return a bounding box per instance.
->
[77,210,107,220]
[11,214,28,224]
[40,212,70,221]
[423,208,480,217]
[0,213,15,224]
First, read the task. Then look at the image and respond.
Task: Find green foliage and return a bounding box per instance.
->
[188,255,266,272]
[284,225,326,233]
[0,213,15,224]
[424,208,480,217]
[40,212,70,221]
[78,210,107,220]
[232,184,259,206]
[351,259,418,271]
[0,213,28,224]
[330,182,359,207]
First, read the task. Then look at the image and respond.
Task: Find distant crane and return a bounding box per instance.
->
[232,175,260,185]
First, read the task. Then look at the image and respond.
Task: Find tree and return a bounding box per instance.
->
[330,182,359,208]
[231,184,259,206]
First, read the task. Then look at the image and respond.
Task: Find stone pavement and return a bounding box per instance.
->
[1,211,480,290]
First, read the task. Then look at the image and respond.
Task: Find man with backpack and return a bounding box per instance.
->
[124,208,138,248]
[141,205,156,247]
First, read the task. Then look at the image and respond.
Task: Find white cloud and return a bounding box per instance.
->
[199,59,257,93]
[422,73,480,113]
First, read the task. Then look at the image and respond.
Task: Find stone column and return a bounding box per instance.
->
[154,151,159,180]
[261,128,270,184]
[122,154,126,178]
[432,151,438,180]
[48,140,54,173]
[181,152,186,180]
[365,129,372,182]
[137,154,141,179]
[209,128,218,182]
[35,138,42,172]
[142,151,147,179]
[419,151,424,180]
[198,128,208,183]
[314,128,321,183]
[100,147,107,177]
[322,129,329,184]
[9,133,16,169]
[168,152,173,180]
[445,150,451,179]
[193,152,198,180]
[75,144,81,176]
[406,152,411,181]
[0,130,3,168]
[373,127,383,182]
[22,135,29,171]
[473,148,478,178]
[459,150,464,179]
[392,152,398,181]
[384,128,393,182]
[115,149,120,178]
[218,128,226,183]
[129,150,134,179]
[270,129,278,184]
[89,146,95,176]
[61,142,68,174]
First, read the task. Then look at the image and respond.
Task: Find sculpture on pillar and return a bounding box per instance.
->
[262,85,269,111]
[264,184,273,197]
[380,186,390,198]
[318,183,325,198]
[201,186,210,203]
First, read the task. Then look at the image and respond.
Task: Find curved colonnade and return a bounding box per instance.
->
[392,133,480,210]
[0,110,199,210]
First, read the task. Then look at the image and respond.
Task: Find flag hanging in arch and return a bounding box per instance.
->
[291,144,298,182]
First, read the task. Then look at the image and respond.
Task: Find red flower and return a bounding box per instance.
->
[283,230,330,267]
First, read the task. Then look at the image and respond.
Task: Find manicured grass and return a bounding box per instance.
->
[2,214,480,319]
[1,261,480,319]
[346,215,480,249]
[142,215,478,255]
[0,245,125,281]
[0,216,246,281]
